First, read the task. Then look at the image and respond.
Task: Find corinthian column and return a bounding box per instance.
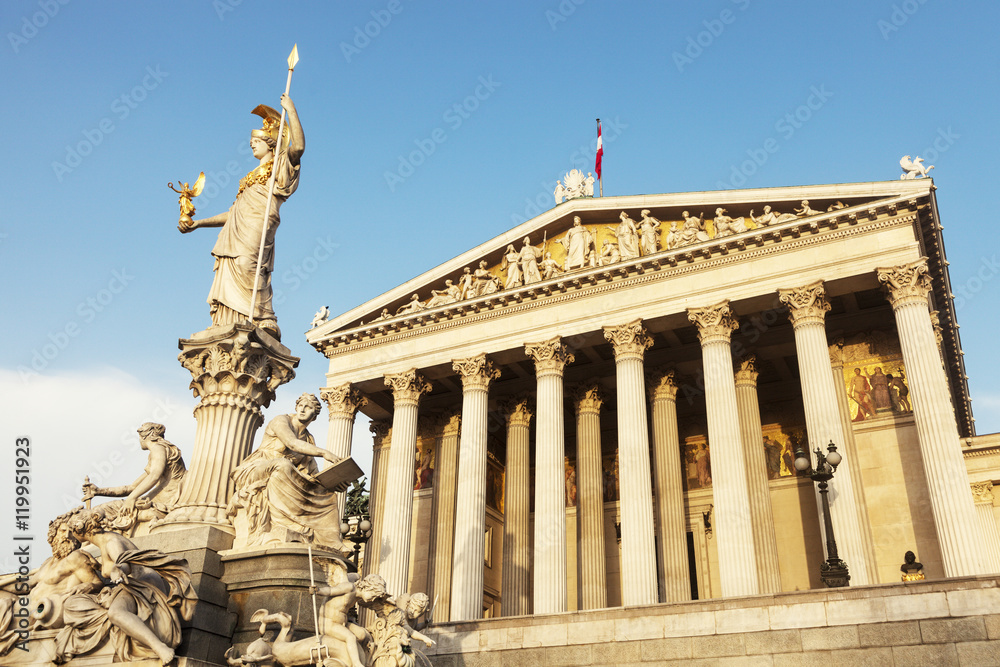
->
[379,370,432,596]
[778,281,873,585]
[877,260,989,576]
[427,413,460,623]
[524,337,574,614]
[687,302,759,597]
[360,420,390,628]
[647,369,689,603]
[450,354,500,621]
[157,324,298,530]
[603,320,658,606]
[573,383,607,610]
[733,356,781,594]
[501,397,533,616]
[321,383,367,518]
[971,482,1000,572]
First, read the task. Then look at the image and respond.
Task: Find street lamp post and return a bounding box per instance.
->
[339,478,373,569]
[794,440,850,588]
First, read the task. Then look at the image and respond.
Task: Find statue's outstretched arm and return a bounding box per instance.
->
[181,211,227,234]
[280,94,305,166]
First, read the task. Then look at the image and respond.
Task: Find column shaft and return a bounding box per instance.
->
[428,414,460,622]
[501,399,532,616]
[972,483,1000,573]
[321,384,367,520]
[649,371,690,603]
[688,302,759,597]
[450,355,499,621]
[575,385,607,610]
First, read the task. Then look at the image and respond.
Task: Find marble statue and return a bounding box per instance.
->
[540,252,564,280]
[794,200,821,217]
[900,155,934,179]
[554,168,591,203]
[608,212,640,260]
[227,393,349,553]
[178,94,305,340]
[473,260,501,296]
[0,513,104,655]
[458,266,475,300]
[638,209,661,255]
[356,575,435,667]
[519,237,544,285]
[395,294,427,316]
[599,239,620,265]
[827,200,848,211]
[366,309,391,326]
[667,211,709,249]
[54,509,197,665]
[81,422,187,536]
[712,208,747,238]
[749,205,797,227]
[311,306,330,328]
[501,244,524,289]
[425,280,461,308]
[556,217,594,270]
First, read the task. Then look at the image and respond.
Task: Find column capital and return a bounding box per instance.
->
[385,369,432,406]
[525,337,576,377]
[604,319,654,362]
[972,481,995,505]
[876,258,933,309]
[453,353,501,392]
[687,300,739,345]
[501,396,533,429]
[370,419,391,449]
[320,383,368,420]
[778,280,830,328]
[439,411,462,436]
[647,368,679,402]
[573,383,604,415]
[734,354,759,387]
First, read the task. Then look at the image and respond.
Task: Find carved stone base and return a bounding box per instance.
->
[821,558,851,588]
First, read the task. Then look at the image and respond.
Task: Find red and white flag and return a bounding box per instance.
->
[595,120,603,180]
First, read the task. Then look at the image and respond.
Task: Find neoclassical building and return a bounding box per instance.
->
[306,179,999,630]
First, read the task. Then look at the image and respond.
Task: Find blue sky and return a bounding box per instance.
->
[2,1,999,562]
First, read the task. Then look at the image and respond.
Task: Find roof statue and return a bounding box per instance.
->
[554,168,595,204]
[900,155,934,179]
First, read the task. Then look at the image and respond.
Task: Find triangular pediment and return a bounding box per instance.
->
[307,180,935,346]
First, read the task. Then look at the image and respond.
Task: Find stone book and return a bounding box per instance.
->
[315,456,364,491]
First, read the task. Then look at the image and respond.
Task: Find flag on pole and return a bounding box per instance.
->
[595,119,603,180]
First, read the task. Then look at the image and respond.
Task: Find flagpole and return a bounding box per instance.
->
[596,118,603,197]
[249,44,299,327]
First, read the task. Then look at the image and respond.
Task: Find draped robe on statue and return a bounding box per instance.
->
[208,146,300,332]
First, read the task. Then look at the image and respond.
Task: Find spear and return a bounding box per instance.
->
[249,44,299,328]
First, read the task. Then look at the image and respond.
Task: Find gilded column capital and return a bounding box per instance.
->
[501,396,533,429]
[525,337,576,377]
[971,481,994,505]
[603,319,654,362]
[439,411,462,436]
[370,419,391,449]
[452,353,501,392]
[573,383,604,415]
[777,280,831,328]
[876,258,933,309]
[320,383,368,420]
[687,300,739,345]
[647,368,678,402]
[384,369,432,407]
[734,354,759,387]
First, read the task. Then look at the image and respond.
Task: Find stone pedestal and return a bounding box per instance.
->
[156,324,298,531]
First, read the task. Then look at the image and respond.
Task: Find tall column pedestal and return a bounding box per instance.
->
[155,324,298,532]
